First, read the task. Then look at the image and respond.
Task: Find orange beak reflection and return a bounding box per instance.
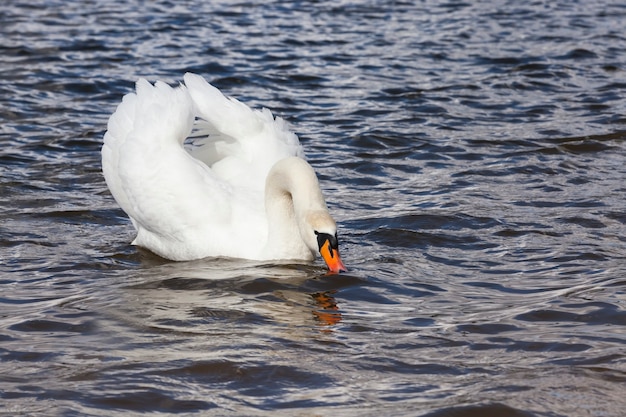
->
[318,233,347,273]
[312,291,341,327]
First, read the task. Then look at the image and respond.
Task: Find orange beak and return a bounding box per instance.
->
[319,237,347,273]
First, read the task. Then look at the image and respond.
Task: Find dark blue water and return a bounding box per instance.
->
[1,1,625,416]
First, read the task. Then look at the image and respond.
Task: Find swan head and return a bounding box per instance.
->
[305,211,347,273]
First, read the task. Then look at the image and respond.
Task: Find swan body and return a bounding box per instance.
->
[101,73,345,272]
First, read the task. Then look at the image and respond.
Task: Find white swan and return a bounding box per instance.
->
[101,73,346,272]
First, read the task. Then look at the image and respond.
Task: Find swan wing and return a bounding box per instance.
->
[183,72,304,192]
[102,79,245,260]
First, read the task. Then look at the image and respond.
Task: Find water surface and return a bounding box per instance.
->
[1,1,625,416]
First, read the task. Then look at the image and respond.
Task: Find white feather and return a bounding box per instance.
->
[101,73,339,264]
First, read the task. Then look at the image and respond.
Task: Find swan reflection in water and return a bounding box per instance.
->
[312,291,341,328]
[105,257,346,341]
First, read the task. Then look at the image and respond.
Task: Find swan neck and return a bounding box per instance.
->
[263,157,326,259]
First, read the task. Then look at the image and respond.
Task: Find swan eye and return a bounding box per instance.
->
[315,231,339,251]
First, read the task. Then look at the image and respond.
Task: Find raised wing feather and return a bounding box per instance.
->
[183,72,304,192]
[101,73,307,261]
[102,79,236,259]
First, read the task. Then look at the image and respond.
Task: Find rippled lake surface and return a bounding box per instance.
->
[2,1,626,416]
